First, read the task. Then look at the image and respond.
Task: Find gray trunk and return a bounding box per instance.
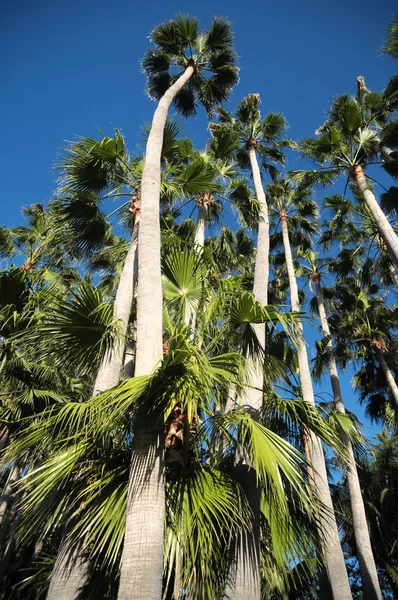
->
[315,279,382,600]
[375,348,398,407]
[353,165,398,271]
[46,528,90,600]
[93,217,139,394]
[117,425,165,600]
[47,220,140,599]
[117,67,194,600]
[185,204,208,328]
[389,263,398,288]
[0,464,19,526]
[194,204,207,250]
[281,218,352,600]
[225,148,269,600]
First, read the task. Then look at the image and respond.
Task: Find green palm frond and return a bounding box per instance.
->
[162,247,207,324]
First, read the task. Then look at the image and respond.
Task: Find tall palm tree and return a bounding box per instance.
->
[268,179,353,599]
[382,16,398,59]
[119,17,238,599]
[209,95,292,599]
[298,85,398,270]
[304,254,382,600]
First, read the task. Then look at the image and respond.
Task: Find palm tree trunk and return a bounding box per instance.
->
[0,426,9,452]
[225,147,269,600]
[93,215,139,393]
[280,216,352,600]
[118,66,194,600]
[194,204,208,250]
[315,277,382,600]
[374,348,398,407]
[46,523,90,600]
[352,165,398,270]
[117,425,165,600]
[46,218,140,600]
[185,203,208,328]
[0,464,19,526]
[389,263,398,288]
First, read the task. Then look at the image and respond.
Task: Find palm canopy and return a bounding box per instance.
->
[209,93,295,177]
[142,15,239,116]
[382,16,398,59]
[297,83,398,183]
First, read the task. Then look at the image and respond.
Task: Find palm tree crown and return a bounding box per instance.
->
[142,15,239,116]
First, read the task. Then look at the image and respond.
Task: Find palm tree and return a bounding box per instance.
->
[329,281,398,415]
[120,17,238,600]
[304,254,382,600]
[382,16,398,59]
[268,179,353,599]
[298,85,398,270]
[209,95,292,599]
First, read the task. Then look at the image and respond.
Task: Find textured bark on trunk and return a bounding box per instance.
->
[118,67,194,600]
[117,425,165,600]
[375,348,398,407]
[353,165,398,271]
[315,277,382,600]
[224,467,261,600]
[281,217,352,600]
[225,147,269,600]
[46,528,90,600]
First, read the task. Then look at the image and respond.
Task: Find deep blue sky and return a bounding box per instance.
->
[1,0,397,434]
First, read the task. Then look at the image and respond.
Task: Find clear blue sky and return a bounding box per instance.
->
[1,0,397,433]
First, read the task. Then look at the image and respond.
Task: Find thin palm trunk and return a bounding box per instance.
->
[185,203,208,328]
[353,165,398,271]
[389,263,398,288]
[225,147,269,600]
[194,204,208,250]
[0,426,9,452]
[47,218,140,600]
[0,464,19,527]
[280,215,352,599]
[93,215,140,393]
[315,276,382,600]
[118,66,194,600]
[374,348,398,407]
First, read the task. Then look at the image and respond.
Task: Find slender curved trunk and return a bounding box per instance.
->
[47,219,140,600]
[315,277,382,600]
[353,165,398,270]
[280,216,352,600]
[117,66,194,600]
[374,348,398,407]
[225,148,269,600]
[93,216,140,393]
